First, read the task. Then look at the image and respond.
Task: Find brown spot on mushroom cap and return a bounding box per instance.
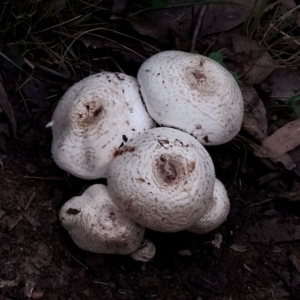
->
[156,154,178,184]
[192,70,206,81]
[188,161,196,173]
[203,135,210,143]
[113,146,135,158]
[66,208,81,215]
[75,100,104,127]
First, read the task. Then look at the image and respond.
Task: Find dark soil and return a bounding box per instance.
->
[1,49,300,300]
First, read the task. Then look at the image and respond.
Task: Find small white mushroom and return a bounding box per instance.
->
[188,178,230,234]
[51,72,155,179]
[107,127,215,232]
[130,239,156,262]
[137,50,244,146]
[59,184,145,255]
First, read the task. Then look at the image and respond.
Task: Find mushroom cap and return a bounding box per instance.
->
[107,127,215,232]
[188,178,230,234]
[59,184,145,255]
[130,239,156,262]
[137,50,244,146]
[51,72,155,179]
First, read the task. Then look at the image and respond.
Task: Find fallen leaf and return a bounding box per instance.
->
[271,153,297,170]
[130,5,193,45]
[211,233,222,249]
[231,35,277,84]
[0,277,19,288]
[202,0,263,36]
[112,0,128,16]
[289,254,300,274]
[209,33,277,84]
[241,85,268,141]
[258,119,300,158]
[229,244,247,252]
[264,68,300,101]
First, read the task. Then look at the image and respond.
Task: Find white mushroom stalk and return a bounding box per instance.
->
[137,50,244,146]
[107,127,215,232]
[188,178,230,234]
[50,72,155,179]
[59,184,145,255]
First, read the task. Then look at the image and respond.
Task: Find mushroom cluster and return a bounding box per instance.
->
[51,50,243,261]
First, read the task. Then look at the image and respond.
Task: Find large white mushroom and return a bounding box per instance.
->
[188,178,230,234]
[137,50,244,146]
[107,127,215,232]
[49,72,155,179]
[59,184,146,256]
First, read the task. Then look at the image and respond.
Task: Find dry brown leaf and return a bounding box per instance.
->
[272,153,297,170]
[210,34,277,84]
[112,0,128,16]
[241,85,267,141]
[212,233,223,249]
[258,119,300,158]
[290,254,300,274]
[229,244,247,252]
[0,277,19,288]
[264,68,300,100]
[130,6,193,45]
[201,0,263,36]
[231,35,277,84]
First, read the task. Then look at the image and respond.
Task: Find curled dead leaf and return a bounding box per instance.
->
[258,119,300,158]
[241,85,267,142]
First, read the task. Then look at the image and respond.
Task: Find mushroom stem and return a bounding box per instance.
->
[188,178,230,234]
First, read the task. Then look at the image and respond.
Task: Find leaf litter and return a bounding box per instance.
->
[1,0,300,298]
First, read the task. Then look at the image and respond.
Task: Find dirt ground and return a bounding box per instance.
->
[1,1,300,299]
[0,73,300,300]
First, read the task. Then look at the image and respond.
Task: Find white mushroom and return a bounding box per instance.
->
[107,127,215,232]
[59,184,145,255]
[130,239,156,262]
[137,50,244,146]
[50,72,155,179]
[188,178,230,234]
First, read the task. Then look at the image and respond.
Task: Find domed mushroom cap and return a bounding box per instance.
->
[50,72,155,179]
[107,127,215,232]
[59,184,145,255]
[188,178,230,234]
[137,50,244,146]
[130,239,156,262]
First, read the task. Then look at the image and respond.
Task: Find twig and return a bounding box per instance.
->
[24,190,37,211]
[190,5,208,53]
[247,197,274,207]
[23,175,66,181]
[34,63,78,81]
[67,251,89,269]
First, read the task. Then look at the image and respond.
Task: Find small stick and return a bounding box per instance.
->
[24,190,37,211]
[247,197,274,208]
[34,63,77,81]
[190,5,208,53]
